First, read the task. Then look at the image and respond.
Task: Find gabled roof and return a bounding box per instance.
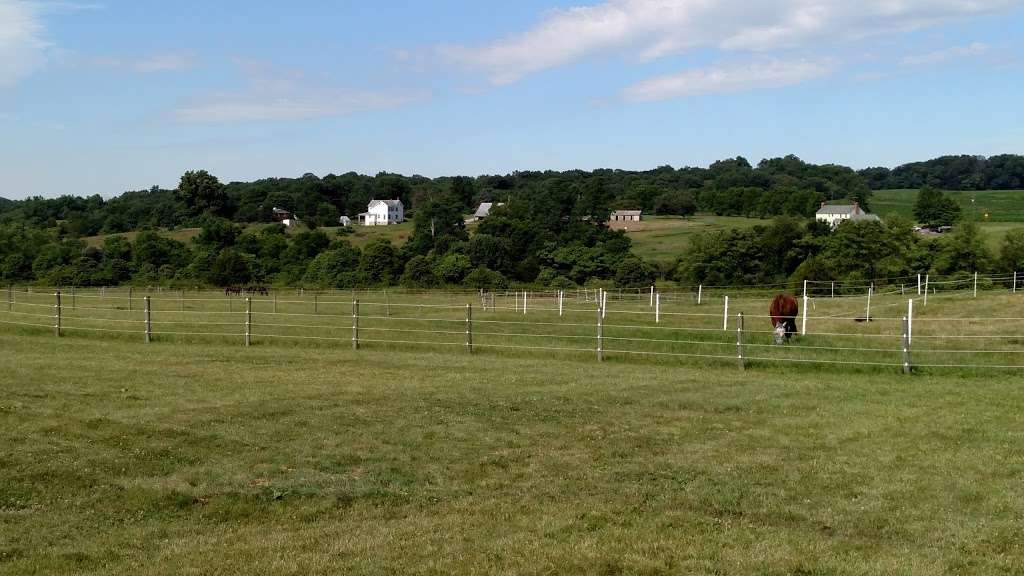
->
[369,198,403,209]
[474,202,504,218]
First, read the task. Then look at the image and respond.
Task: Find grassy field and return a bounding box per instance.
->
[82,227,202,249]
[612,215,766,264]
[872,189,1024,223]
[3,298,1024,574]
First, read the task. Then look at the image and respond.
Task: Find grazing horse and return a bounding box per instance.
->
[224,286,242,296]
[769,294,799,344]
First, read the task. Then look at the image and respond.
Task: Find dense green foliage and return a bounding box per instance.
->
[860,154,1024,190]
[1,153,1022,288]
[913,187,961,229]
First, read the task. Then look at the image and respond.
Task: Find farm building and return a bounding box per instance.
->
[358,199,404,226]
[610,209,642,222]
[815,202,880,228]
[473,202,505,221]
[272,207,299,228]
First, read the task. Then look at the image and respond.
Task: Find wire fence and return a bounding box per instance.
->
[4,276,1024,373]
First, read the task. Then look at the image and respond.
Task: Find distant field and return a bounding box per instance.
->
[3,285,1024,573]
[319,221,413,248]
[82,227,202,248]
[872,189,1024,222]
[613,214,766,263]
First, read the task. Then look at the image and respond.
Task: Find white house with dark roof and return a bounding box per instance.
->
[815,201,880,228]
[358,199,404,226]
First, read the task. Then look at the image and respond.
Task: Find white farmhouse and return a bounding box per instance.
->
[815,201,880,229]
[358,199,404,226]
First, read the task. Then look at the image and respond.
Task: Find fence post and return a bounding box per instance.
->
[801,292,809,335]
[1015,271,1018,293]
[736,312,745,371]
[245,297,252,346]
[974,271,978,298]
[655,292,660,324]
[907,298,913,345]
[902,315,912,375]
[596,301,604,362]
[54,291,62,337]
[649,285,654,307]
[917,273,921,295]
[602,290,607,319]
[128,286,133,312]
[865,286,872,321]
[352,299,359,350]
[144,296,151,343]
[465,303,473,354]
[697,284,702,305]
[831,281,835,298]
[924,274,929,306]
[722,296,729,331]
[523,291,527,315]
[558,290,564,316]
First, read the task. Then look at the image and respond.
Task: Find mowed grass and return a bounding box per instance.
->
[3,291,1024,574]
[613,215,766,263]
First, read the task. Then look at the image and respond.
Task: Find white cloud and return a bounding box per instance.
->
[443,0,1023,84]
[0,0,49,86]
[623,58,834,101]
[899,42,989,66]
[175,59,424,123]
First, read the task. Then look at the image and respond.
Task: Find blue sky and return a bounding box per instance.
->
[1,0,1023,198]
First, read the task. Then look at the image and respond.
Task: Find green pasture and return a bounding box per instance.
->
[872,189,1024,223]
[2,286,1024,574]
[613,215,766,264]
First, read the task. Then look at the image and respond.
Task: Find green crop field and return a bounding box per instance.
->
[613,215,766,264]
[3,286,1024,574]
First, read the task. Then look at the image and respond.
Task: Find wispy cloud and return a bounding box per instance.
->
[174,59,425,123]
[623,58,834,101]
[899,42,989,66]
[442,0,1023,85]
[0,0,49,86]
[66,50,199,73]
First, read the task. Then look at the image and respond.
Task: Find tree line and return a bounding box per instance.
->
[858,154,1024,191]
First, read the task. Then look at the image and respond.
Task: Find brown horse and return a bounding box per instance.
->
[769,294,799,344]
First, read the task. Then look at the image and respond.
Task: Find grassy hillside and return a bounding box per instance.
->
[2,317,1024,574]
[872,189,1024,222]
[82,227,202,249]
[613,214,766,263]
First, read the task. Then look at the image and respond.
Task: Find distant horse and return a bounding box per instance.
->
[224,286,242,296]
[769,294,799,344]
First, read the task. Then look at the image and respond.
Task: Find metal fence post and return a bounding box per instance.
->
[697,284,702,305]
[801,292,809,335]
[245,297,252,347]
[352,299,359,350]
[649,285,654,307]
[917,273,921,295]
[558,290,564,316]
[465,303,473,354]
[144,296,151,343]
[973,271,978,298]
[736,312,745,371]
[54,291,62,337]
[865,286,872,321]
[655,292,660,324]
[596,302,604,362]
[601,290,607,319]
[902,315,912,375]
